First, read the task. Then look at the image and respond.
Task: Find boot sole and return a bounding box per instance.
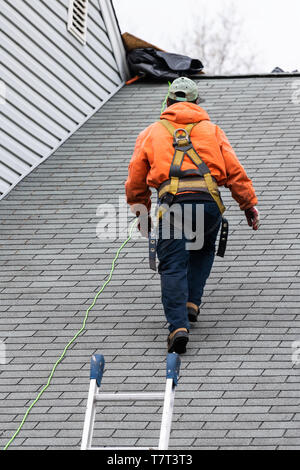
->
[168,335,189,354]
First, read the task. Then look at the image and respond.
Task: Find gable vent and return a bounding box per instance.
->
[67,0,89,44]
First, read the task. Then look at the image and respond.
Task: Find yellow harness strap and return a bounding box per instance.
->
[158,177,217,199]
[169,176,179,195]
[203,173,225,214]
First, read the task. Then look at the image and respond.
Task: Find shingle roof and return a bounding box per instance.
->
[1,75,300,450]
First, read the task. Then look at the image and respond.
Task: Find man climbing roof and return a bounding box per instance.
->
[125,77,259,354]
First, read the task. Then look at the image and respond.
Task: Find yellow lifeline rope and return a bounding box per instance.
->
[3,218,138,450]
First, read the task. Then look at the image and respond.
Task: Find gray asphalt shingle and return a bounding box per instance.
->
[0,75,300,450]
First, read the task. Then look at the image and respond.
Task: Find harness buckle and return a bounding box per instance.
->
[161,192,175,207]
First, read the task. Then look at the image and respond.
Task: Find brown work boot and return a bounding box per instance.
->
[187,302,199,323]
[167,328,189,354]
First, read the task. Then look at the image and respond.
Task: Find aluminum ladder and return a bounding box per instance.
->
[81,352,181,450]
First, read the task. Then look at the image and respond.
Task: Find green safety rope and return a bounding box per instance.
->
[160,81,172,114]
[3,218,138,450]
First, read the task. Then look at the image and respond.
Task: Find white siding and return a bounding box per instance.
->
[0,0,128,200]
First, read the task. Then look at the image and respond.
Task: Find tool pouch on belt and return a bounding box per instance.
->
[148,119,228,270]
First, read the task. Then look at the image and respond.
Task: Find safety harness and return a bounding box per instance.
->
[148,119,229,271]
[158,119,225,214]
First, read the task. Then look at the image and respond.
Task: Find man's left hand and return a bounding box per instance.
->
[245,206,260,231]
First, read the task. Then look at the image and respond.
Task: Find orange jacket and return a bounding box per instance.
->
[125,102,258,212]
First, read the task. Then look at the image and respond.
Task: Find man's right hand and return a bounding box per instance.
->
[245,207,260,231]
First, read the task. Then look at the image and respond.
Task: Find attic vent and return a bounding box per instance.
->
[67,0,89,44]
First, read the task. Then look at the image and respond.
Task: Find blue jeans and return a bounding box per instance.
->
[157,201,222,333]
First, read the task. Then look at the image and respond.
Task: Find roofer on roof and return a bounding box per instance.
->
[125,77,259,354]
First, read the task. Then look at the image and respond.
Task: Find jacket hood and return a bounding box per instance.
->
[160,102,210,124]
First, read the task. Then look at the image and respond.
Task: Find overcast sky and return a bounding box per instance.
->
[113,0,300,73]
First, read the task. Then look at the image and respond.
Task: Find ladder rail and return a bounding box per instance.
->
[158,378,176,450]
[81,379,98,450]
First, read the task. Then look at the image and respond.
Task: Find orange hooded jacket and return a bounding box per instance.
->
[125,102,258,212]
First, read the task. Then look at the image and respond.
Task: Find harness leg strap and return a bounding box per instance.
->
[149,231,157,271]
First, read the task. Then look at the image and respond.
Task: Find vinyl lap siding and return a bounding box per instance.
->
[1,0,125,199]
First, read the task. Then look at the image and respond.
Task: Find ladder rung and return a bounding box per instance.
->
[94,392,165,402]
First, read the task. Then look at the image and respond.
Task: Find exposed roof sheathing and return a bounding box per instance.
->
[0,76,300,450]
[122,32,165,52]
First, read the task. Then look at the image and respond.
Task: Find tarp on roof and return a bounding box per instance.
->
[127,48,204,80]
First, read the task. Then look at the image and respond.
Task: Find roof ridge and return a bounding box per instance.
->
[193,73,300,80]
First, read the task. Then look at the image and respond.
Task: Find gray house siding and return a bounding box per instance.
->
[1,0,128,200]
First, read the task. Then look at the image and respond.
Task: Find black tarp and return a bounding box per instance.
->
[127,48,204,80]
